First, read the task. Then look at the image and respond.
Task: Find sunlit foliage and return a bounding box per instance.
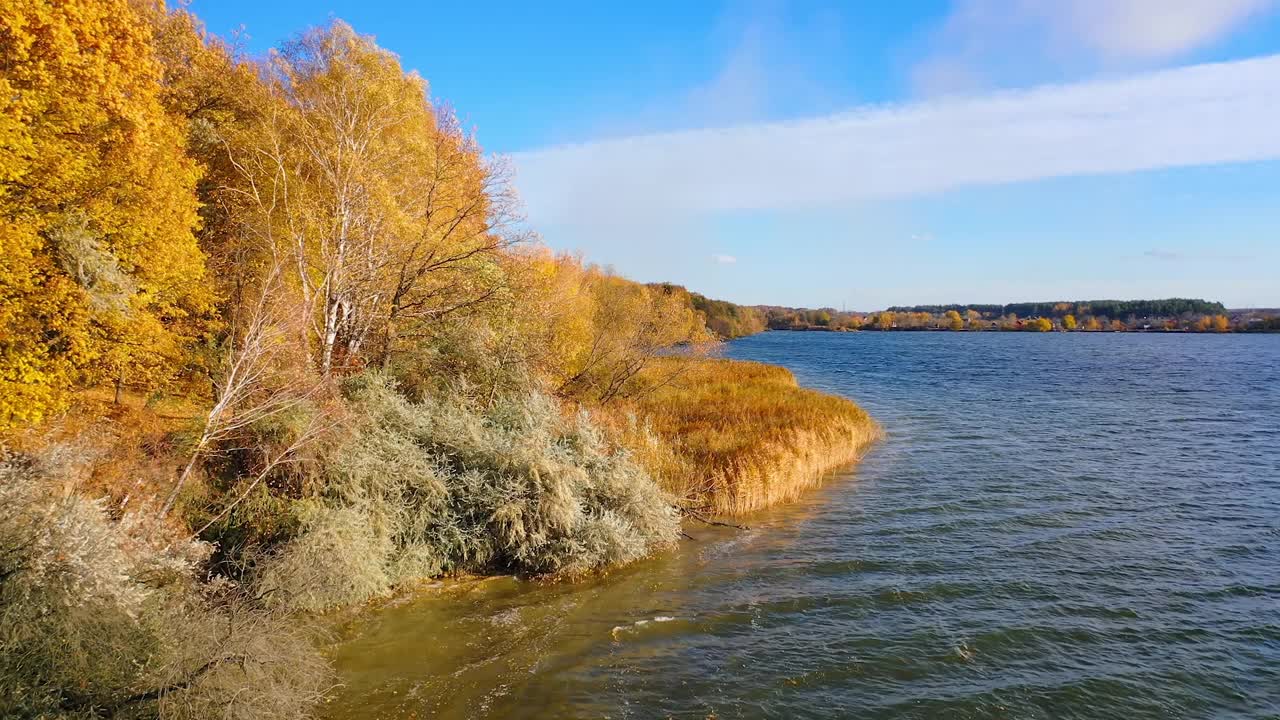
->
[0,5,888,716]
[0,445,330,719]
[0,0,213,429]
[609,358,881,516]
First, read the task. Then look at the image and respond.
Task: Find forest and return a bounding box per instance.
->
[741,300,1270,333]
[0,3,880,717]
[657,284,769,339]
[888,299,1227,319]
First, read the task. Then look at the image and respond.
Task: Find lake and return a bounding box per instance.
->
[325,331,1280,719]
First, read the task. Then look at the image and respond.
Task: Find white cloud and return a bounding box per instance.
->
[912,0,1277,93]
[513,54,1280,225]
[1053,0,1273,60]
[712,254,738,264]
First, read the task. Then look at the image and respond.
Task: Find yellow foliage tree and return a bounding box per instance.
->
[550,262,712,404]
[216,21,516,375]
[0,0,212,429]
[944,309,964,331]
[501,249,598,387]
[1063,314,1077,330]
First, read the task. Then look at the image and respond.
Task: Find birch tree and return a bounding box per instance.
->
[213,21,518,375]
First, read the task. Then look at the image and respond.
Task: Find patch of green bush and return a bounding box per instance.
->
[254,372,679,611]
[0,448,331,719]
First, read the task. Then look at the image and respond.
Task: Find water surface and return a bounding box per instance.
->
[326,332,1280,718]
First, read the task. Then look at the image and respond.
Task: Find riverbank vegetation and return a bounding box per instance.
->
[688,290,769,339]
[610,359,881,516]
[0,3,878,716]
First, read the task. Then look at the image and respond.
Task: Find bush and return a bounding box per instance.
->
[0,447,330,719]
[254,372,679,611]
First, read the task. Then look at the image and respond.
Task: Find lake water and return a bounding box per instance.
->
[325,331,1280,719]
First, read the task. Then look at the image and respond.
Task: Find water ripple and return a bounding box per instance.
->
[325,332,1280,719]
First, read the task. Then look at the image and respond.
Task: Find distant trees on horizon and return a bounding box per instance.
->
[887,299,1227,319]
[671,295,1274,335]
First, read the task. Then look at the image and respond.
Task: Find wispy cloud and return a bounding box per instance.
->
[1142,248,1254,262]
[912,0,1277,94]
[575,4,849,141]
[513,54,1280,225]
[712,254,738,264]
[1064,0,1275,60]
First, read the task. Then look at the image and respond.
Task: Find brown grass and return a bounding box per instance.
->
[4,388,206,527]
[609,357,882,516]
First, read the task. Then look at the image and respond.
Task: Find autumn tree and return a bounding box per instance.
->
[1212,314,1230,332]
[687,291,766,338]
[1063,314,1077,330]
[146,5,272,311]
[490,248,597,395]
[944,310,964,331]
[0,0,213,429]
[554,266,711,404]
[217,21,518,376]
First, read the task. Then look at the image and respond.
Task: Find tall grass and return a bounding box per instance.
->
[613,358,882,516]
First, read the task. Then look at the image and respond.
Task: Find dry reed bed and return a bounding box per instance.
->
[617,357,882,516]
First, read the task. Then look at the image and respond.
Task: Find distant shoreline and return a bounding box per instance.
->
[676,290,1280,339]
[756,326,1280,334]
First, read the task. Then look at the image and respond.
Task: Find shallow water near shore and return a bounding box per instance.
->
[324,332,1280,719]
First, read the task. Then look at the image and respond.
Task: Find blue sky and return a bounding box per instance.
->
[189,1,1280,309]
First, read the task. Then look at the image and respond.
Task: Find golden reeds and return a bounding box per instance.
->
[611,357,882,516]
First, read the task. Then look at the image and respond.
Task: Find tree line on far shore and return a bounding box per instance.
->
[684,295,1278,336]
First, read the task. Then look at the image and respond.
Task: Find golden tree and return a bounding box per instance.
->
[549,264,712,404]
[1,0,212,429]
[219,21,518,375]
